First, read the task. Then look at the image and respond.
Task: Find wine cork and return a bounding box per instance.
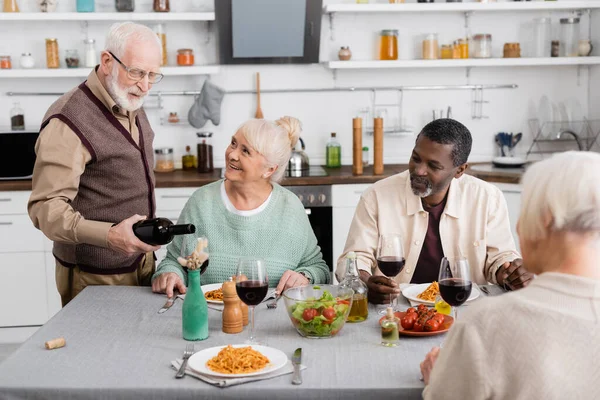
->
[352,117,363,176]
[45,337,66,350]
[373,117,384,175]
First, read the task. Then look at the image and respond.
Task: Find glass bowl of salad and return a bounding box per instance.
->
[282,285,354,338]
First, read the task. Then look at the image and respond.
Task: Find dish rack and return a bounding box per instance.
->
[358,90,415,137]
[525,118,600,158]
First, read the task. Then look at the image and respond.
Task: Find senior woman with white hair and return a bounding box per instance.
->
[152,117,331,298]
[419,151,600,399]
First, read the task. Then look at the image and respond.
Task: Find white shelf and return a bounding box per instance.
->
[326,57,600,69]
[0,66,220,78]
[324,1,600,13]
[0,12,215,21]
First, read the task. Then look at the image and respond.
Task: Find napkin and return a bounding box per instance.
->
[170,359,306,387]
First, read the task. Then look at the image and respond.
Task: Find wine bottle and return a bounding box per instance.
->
[132,217,196,245]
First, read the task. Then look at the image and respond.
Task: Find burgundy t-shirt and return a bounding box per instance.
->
[411,197,447,284]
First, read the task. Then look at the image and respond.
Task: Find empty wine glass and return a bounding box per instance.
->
[376,234,405,314]
[438,256,472,320]
[235,258,269,344]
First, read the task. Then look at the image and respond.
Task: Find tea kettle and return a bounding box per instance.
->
[287,137,310,177]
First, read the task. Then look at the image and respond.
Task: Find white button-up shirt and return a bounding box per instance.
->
[336,171,520,285]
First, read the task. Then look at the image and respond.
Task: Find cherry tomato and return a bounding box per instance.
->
[400,314,416,330]
[413,321,424,332]
[337,299,350,305]
[322,307,336,321]
[302,308,318,321]
[406,307,416,314]
[424,319,441,332]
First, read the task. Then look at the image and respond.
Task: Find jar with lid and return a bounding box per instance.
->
[154,24,167,66]
[379,30,399,61]
[45,38,60,68]
[0,55,11,69]
[77,0,95,12]
[560,17,580,57]
[472,34,492,58]
[84,39,97,68]
[168,112,179,123]
[153,0,169,12]
[10,102,25,131]
[338,46,352,61]
[197,132,214,173]
[177,49,194,66]
[440,45,453,59]
[452,41,461,59]
[458,38,469,58]
[20,53,34,68]
[65,49,80,68]
[3,0,19,12]
[503,43,521,58]
[422,33,439,60]
[115,0,134,12]
[154,148,175,173]
[533,17,551,57]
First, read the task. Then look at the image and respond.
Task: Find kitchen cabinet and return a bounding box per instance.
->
[492,183,523,253]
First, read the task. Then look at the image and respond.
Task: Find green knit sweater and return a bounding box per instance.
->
[152,180,331,287]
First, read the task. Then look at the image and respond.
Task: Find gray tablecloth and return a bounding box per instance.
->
[0,286,453,400]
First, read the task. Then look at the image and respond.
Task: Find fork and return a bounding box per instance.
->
[175,344,194,379]
[266,292,281,309]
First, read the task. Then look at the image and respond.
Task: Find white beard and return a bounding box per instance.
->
[106,65,146,112]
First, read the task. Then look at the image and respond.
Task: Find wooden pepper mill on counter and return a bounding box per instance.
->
[222,281,243,334]
[352,117,363,176]
[373,117,384,175]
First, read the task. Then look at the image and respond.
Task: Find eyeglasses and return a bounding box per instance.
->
[109,51,164,84]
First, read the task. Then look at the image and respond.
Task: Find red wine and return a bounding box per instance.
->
[132,217,196,245]
[439,278,472,307]
[377,256,406,277]
[236,280,269,306]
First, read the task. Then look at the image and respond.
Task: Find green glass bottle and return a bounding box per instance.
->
[182,269,209,341]
[326,132,342,168]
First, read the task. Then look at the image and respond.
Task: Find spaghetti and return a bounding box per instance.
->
[206,345,270,374]
[205,287,223,302]
[417,281,439,302]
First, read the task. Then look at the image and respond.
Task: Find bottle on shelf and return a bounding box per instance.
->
[115,0,134,12]
[339,252,369,323]
[153,0,169,12]
[182,145,195,171]
[132,217,196,245]
[84,39,97,68]
[10,102,25,131]
[325,132,342,168]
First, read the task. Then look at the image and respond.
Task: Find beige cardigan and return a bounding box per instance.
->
[423,272,600,400]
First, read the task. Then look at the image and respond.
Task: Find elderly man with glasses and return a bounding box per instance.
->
[28,22,164,306]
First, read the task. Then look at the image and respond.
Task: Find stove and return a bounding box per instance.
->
[285,165,328,178]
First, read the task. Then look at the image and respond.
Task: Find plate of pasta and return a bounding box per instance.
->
[201,283,224,304]
[187,344,288,378]
[402,282,480,305]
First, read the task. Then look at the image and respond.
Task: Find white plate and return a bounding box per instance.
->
[201,283,223,304]
[558,101,570,130]
[402,283,480,305]
[492,156,527,168]
[187,344,288,378]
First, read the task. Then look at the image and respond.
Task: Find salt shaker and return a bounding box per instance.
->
[222,281,243,334]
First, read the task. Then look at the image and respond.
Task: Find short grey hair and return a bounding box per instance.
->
[237,117,301,183]
[519,151,600,242]
[104,22,162,59]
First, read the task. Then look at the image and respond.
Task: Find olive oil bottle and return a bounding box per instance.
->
[339,252,369,322]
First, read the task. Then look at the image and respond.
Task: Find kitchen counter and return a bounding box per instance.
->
[0,163,522,191]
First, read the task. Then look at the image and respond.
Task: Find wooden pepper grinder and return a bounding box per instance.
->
[373,117,384,175]
[352,117,363,176]
[232,275,249,326]
[221,281,243,334]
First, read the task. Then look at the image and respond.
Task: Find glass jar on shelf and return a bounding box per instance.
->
[154,148,175,173]
[0,55,11,69]
[10,102,25,131]
[533,17,551,57]
[45,38,60,68]
[83,39,97,68]
[422,33,439,60]
[65,49,80,68]
[154,24,167,66]
[560,17,580,57]
[452,40,461,59]
[76,0,95,12]
[176,49,194,66]
[379,29,398,61]
[197,132,214,173]
[472,34,492,58]
[153,0,169,12]
[3,0,19,12]
[115,0,134,12]
[19,53,34,68]
[440,44,453,59]
[458,38,469,59]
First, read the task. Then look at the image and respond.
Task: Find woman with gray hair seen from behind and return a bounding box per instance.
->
[152,117,331,298]
[419,151,600,399]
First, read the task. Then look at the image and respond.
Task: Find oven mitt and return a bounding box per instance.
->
[188,80,225,129]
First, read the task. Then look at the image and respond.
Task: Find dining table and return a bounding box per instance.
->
[0,284,495,400]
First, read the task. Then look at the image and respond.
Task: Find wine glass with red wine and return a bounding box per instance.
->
[235,258,269,344]
[376,234,405,314]
[438,256,472,320]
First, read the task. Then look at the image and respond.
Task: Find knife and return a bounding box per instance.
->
[157,292,178,314]
[292,348,302,385]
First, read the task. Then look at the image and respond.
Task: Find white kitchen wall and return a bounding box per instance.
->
[0,0,597,168]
